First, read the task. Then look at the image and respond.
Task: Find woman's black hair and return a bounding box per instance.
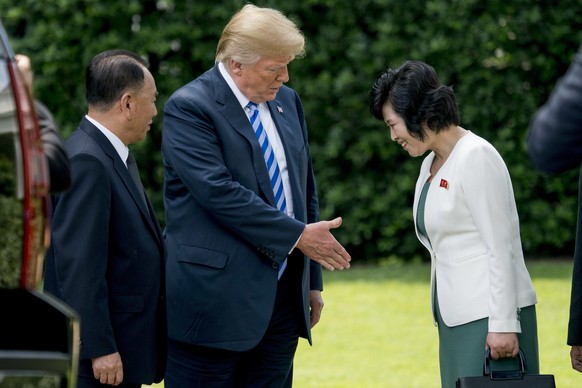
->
[369,60,460,141]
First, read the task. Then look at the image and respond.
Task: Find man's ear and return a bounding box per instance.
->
[120,93,133,119]
[230,59,244,76]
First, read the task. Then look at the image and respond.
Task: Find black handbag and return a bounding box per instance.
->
[456,349,555,387]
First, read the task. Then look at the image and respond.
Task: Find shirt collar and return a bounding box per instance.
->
[218,61,259,111]
[85,115,129,166]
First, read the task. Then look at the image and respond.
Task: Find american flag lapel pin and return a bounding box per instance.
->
[277,106,283,113]
[439,178,449,189]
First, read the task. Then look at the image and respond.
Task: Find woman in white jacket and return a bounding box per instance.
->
[370,60,539,387]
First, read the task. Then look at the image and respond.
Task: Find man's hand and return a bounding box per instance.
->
[571,345,582,372]
[296,217,351,271]
[92,352,123,386]
[15,54,33,96]
[309,290,324,328]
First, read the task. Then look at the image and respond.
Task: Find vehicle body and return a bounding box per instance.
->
[0,19,79,388]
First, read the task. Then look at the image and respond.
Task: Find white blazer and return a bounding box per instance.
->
[413,131,537,332]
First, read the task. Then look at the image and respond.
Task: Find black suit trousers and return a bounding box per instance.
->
[165,260,304,388]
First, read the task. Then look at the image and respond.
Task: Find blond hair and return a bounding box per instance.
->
[216,4,305,65]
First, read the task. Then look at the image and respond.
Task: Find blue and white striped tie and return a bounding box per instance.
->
[247,101,288,278]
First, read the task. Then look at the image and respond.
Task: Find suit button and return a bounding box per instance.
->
[272,263,279,269]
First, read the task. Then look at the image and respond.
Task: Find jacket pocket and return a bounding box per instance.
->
[177,245,229,269]
[454,250,488,263]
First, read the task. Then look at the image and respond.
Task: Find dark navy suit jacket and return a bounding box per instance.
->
[162,64,323,351]
[44,117,166,384]
[528,43,582,345]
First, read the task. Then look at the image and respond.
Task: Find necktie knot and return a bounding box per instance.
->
[246,101,259,118]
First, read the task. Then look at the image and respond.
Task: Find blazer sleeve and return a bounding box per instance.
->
[50,153,117,360]
[528,43,582,173]
[295,93,324,290]
[462,144,522,332]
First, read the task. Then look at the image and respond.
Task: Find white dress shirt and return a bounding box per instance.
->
[85,115,129,167]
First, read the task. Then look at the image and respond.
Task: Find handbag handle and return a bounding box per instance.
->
[483,348,527,380]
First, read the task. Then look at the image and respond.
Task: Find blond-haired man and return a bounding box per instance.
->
[162,4,351,387]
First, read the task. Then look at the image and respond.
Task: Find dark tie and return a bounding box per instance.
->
[126,152,147,207]
[246,102,288,278]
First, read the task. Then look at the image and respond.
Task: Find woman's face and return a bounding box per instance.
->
[382,102,430,158]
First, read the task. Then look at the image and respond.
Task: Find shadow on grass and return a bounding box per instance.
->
[322,257,573,284]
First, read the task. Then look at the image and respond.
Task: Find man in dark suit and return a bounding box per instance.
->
[44,49,166,387]
[162,4,351,387]
[528,43,582,373]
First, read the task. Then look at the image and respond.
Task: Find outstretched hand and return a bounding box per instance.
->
[296,217,351,271]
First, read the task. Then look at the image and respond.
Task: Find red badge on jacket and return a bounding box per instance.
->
[440,179,449,189]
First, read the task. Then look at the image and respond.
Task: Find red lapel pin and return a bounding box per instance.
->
[440,179,449,189]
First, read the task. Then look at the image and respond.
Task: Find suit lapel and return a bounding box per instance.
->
[267,99,304,215]
[79,118,163,246]
[211,66,277,206]
[210,66,307,215]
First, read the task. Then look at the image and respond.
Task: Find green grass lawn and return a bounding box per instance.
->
[148,259,578,387]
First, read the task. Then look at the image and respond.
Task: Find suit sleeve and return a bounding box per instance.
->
[308,151,323,291]
[528,43,582,173]
[569,215,582,345]
[50,154,117,360]
[525,44,582,346]
[35,100,71,193]
[294,92,324,290]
